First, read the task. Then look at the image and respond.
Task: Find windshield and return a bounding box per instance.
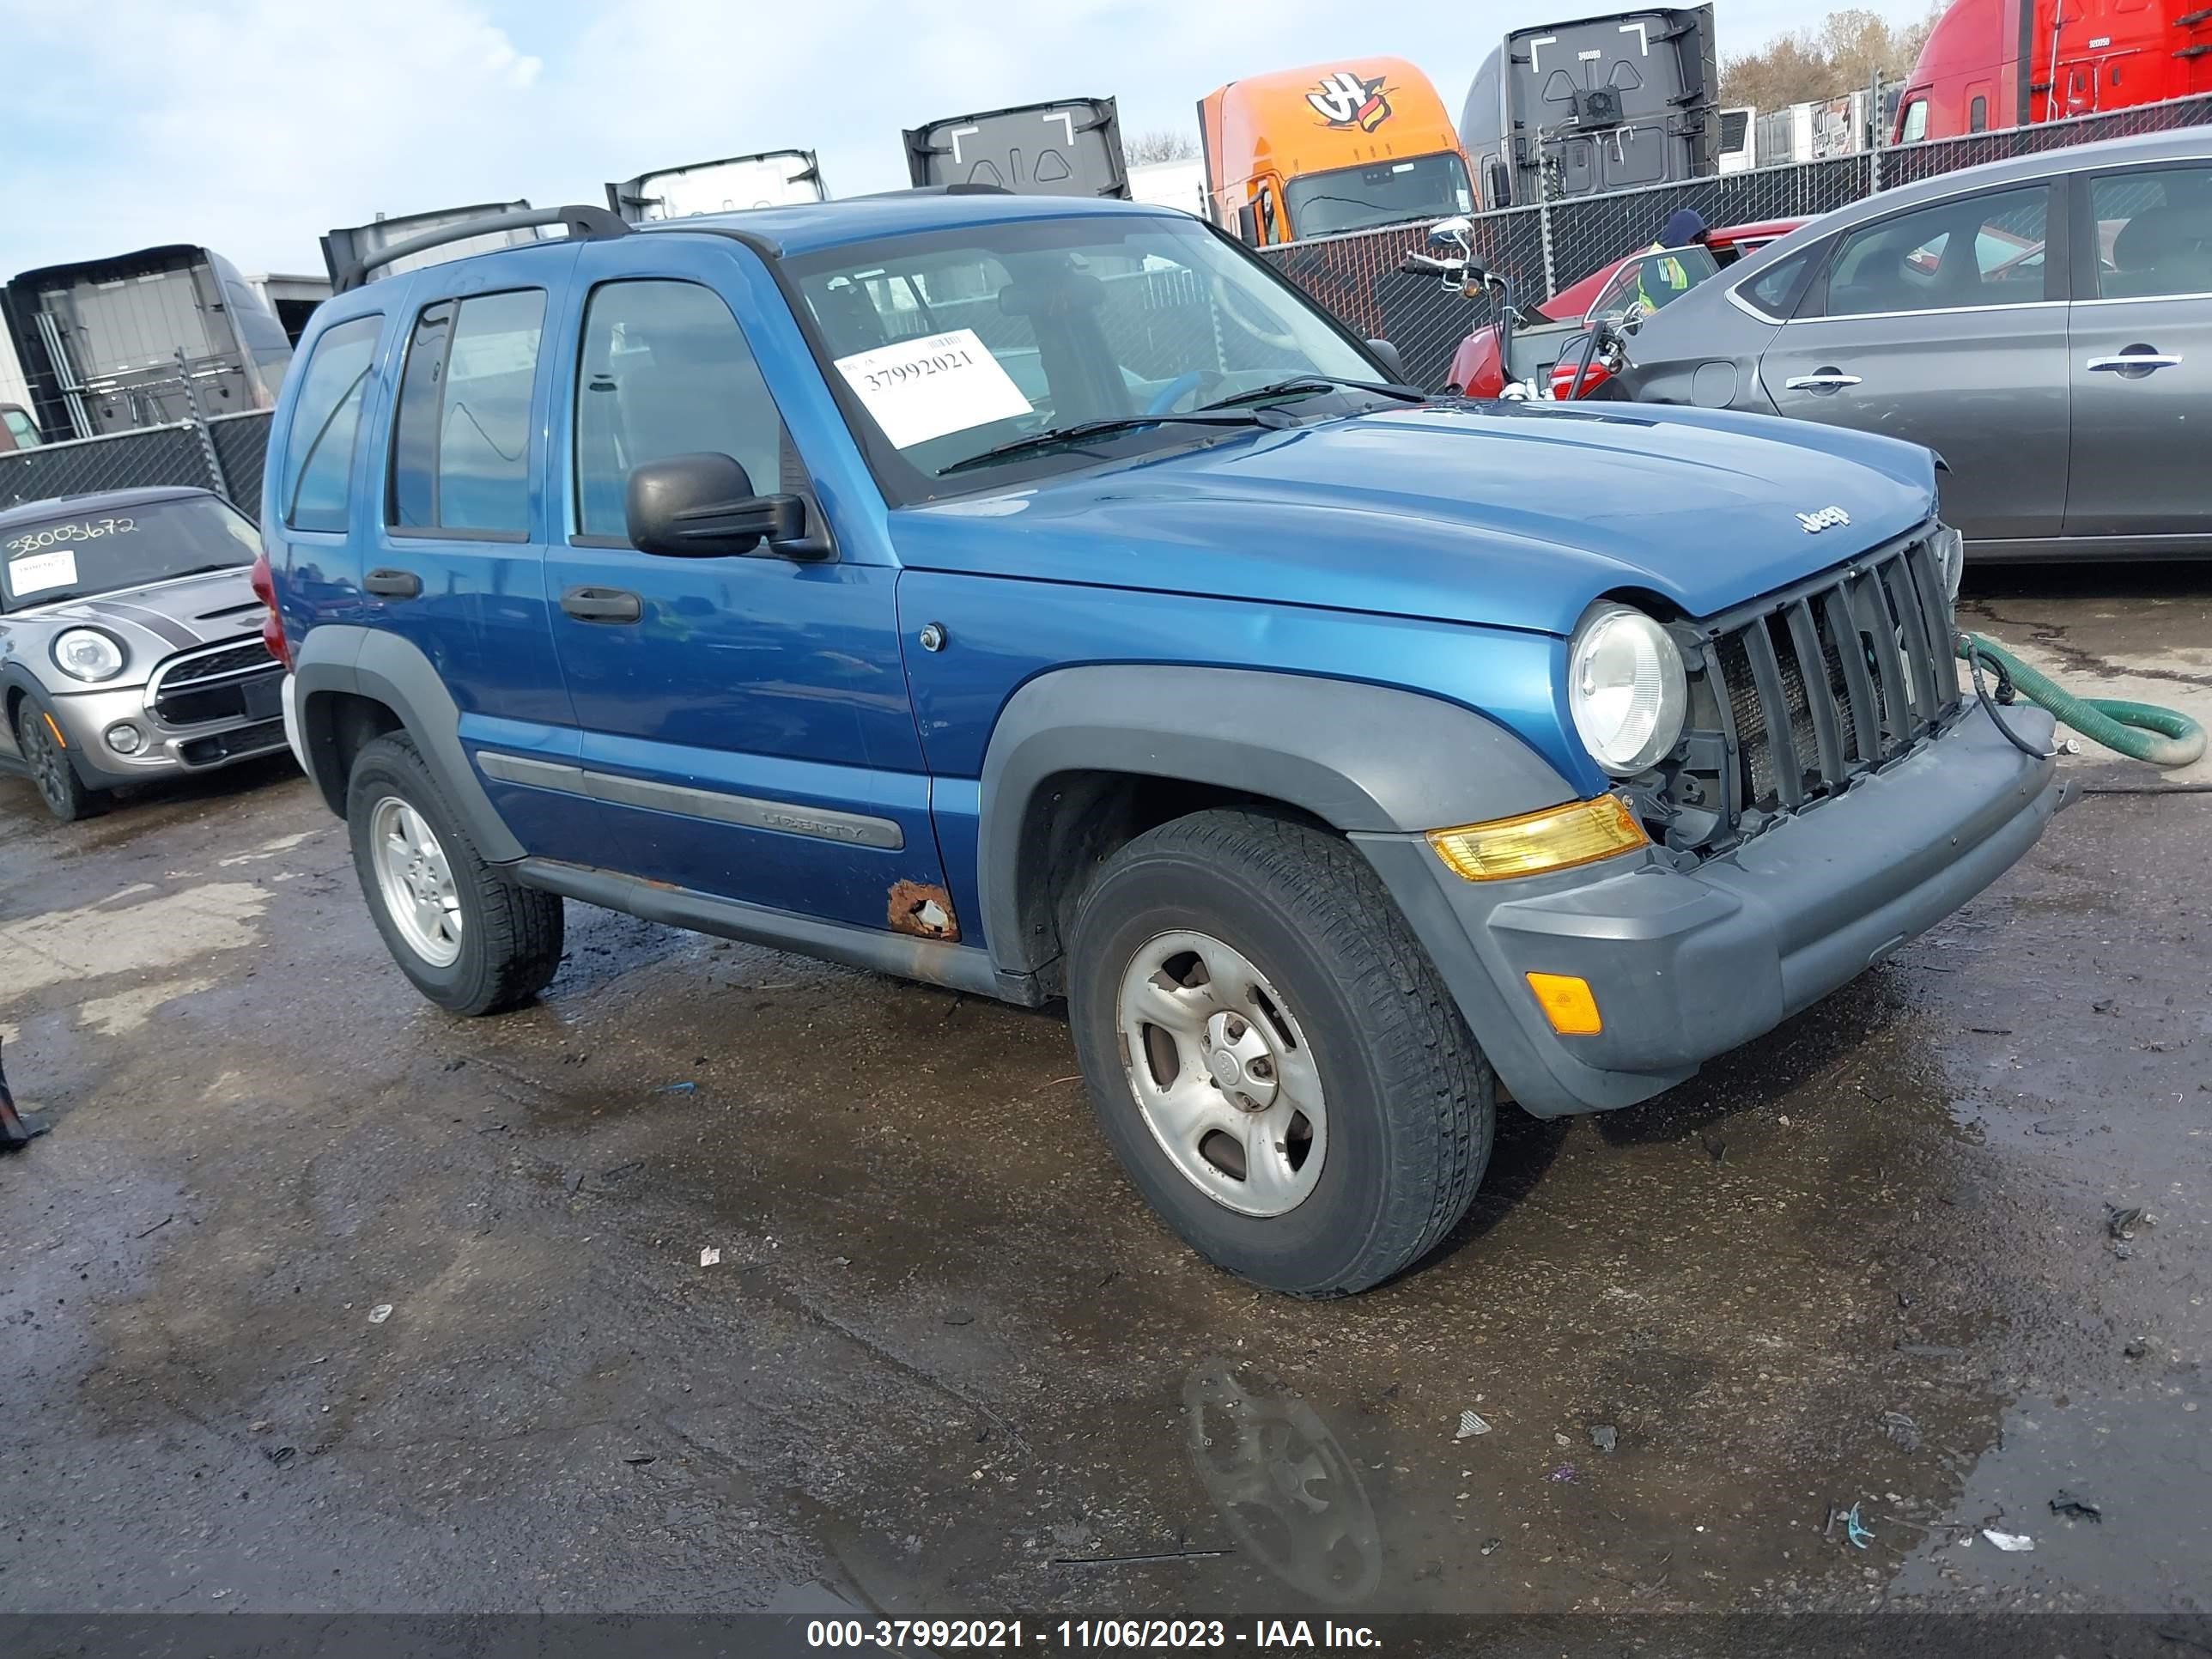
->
[787,213,1389,502]
[1583,245,1723,323]
[1,495,258,611]
[1282,153,1474,238]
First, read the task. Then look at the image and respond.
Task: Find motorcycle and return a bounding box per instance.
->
[1401,216,1638,403]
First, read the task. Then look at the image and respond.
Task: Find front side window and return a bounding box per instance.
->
[786,213,1391,504]
[574,280,790,540]
[1280,152,1474,239]
[1824,185,2049,317]
[2092,167,2212,299]
[283,313,381,532]
[2,409,39,449]
[3,495,258,611]
[388,289,546,536]
[1899,97,1929,143]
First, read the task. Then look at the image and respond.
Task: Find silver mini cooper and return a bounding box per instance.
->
[0,487,290,820]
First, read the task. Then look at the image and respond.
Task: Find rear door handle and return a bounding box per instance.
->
[1784,370,1862,392]
[362,568,422,599]
[560,586,642,623]
[2085,352,2181,373]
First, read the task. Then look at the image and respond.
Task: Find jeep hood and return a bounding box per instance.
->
[893,401,1937,635]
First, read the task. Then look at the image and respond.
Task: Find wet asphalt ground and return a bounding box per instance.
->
[2,568,2207,1632]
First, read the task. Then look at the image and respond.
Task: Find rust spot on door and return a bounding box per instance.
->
[888,879,959,942]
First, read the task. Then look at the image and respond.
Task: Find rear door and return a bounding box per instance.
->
[1758,180,2069,543]
[2063,161,2212,541]
[368,244,582,843]
[535,234,945,930]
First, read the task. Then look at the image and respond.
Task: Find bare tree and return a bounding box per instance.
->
[1127,128,1199,166]
[1720,4,1943,108]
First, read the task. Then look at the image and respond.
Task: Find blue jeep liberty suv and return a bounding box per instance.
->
[261,191,2062,1295]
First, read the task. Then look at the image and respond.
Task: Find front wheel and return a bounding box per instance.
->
[346,732,563,1015]
[14,696,103,822]
[1067,810,1494,1296]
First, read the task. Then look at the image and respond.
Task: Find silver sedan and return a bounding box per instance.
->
[1614,128,2212,562]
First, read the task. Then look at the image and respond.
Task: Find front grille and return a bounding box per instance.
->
[179,720,287,768]
[149,639,282,728]
[1656,532,1960,851]
[162,641,274,687]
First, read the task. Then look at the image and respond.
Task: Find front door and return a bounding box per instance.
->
[535,237,944,933]
[2063,161,2212,541]
[1759,180,2070,544]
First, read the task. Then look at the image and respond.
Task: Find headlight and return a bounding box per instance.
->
[52,628,126,683]
[1932,524,1964,603]
[1568,603,1687,776]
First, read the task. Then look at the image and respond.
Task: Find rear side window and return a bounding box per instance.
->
[573,280,790,541]
[283,314,381,532]
[2092,167,2212,299]
[388,289,546,537]
[1968,96,1988,132]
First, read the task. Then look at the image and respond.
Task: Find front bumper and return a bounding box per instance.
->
[47,681,292,787]
[1357,704,2066,1116]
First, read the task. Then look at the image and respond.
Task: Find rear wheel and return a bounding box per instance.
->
[346,732,562,1015]
[14,696,102,823]
[1067,809,1494,1296]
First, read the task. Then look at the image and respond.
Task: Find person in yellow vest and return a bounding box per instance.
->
[1633,208,1711,316]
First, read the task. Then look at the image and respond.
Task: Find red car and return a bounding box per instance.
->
[1446,219,1804,398]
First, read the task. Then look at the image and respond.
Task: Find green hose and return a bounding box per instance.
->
[1958,632,2206,769]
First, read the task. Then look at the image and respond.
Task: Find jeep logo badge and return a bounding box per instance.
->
[1797,506,1850,533]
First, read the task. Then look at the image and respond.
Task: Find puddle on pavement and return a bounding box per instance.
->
[1888,1387,2212,1609]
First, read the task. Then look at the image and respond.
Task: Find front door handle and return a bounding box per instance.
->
[2085,351,2181,374]
[560,586,642,623]
[1785,369,1862,392]
[362,568,422,599]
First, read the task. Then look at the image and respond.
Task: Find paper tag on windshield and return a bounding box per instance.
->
[6,549,77,595]
[833,329,1031,449]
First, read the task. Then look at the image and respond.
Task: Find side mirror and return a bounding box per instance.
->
[1237,202,1261,246]
[1364,338,1407,382]
[625,453,830,561]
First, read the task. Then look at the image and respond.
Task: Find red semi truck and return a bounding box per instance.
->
[1895,0,2212,143]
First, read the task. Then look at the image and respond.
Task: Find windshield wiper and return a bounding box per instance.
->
[1200,374,1426,410]
[937,410,1276,477]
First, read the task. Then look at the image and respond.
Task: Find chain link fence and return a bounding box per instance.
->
[0,408,270,523]
[1266,92,2212,392]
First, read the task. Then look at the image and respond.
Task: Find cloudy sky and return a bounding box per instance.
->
[3,0,1927,278]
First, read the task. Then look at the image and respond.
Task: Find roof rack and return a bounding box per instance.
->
[325,204,629,293]
[848,183,1015,200]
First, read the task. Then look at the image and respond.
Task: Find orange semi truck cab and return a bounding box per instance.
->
[1895,0,2212,143]
[1198,58,1474,245]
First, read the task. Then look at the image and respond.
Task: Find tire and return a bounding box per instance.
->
[1067,809,1494,1297]
[14,696,104,823]
[345,732,563,1015]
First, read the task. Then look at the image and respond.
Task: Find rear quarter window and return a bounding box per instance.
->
[283,314,382,533]
[1737,249,1815,319]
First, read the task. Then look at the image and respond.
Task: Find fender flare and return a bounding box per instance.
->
[975,664,1574,975]
[289,623,525,863]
